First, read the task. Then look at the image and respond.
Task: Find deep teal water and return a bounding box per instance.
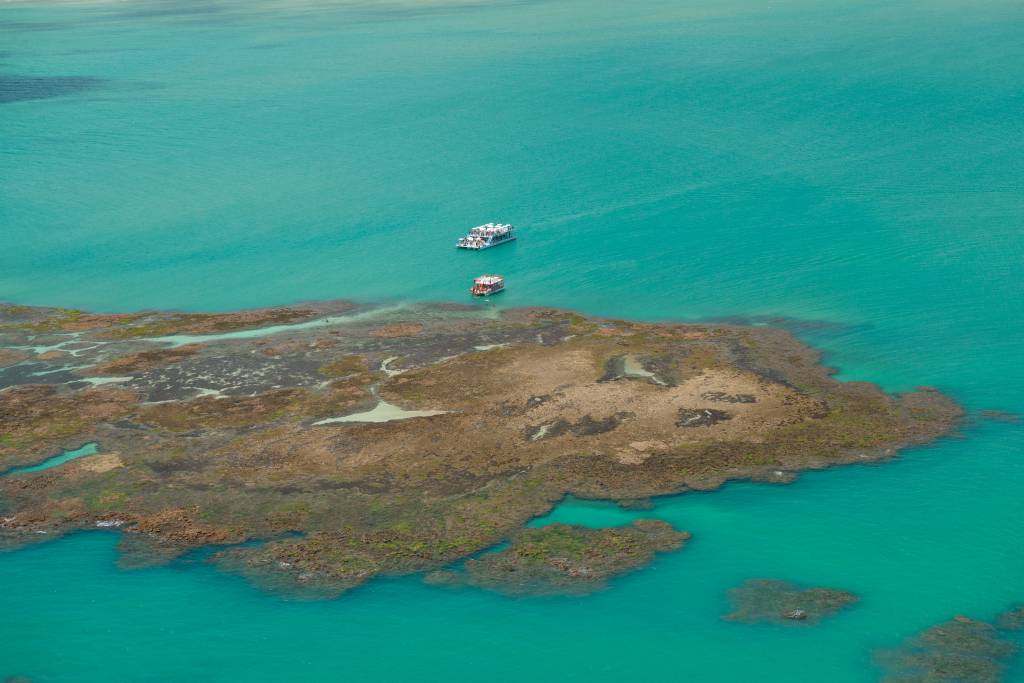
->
[2,0,1024,680]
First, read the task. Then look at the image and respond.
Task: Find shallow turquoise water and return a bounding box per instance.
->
[2,0,1024,680]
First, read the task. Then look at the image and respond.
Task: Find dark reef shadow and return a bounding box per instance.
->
[0,20,68,33]
[703,313,870,336]
[0,73,107,104]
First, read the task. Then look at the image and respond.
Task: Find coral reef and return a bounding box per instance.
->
[425,520,688,596]
[724,579,858,624]
[0,301,960,597]
[877,615,1017,683]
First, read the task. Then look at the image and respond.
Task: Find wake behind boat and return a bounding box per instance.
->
[456,223,515,250]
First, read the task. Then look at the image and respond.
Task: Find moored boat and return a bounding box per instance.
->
[457,223,515,250]
[470,275,505,296]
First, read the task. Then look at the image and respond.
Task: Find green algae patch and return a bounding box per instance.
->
[94,308,321,340]
[212,513,504,600]
[426,520,688,596]
[140,389,309,432]
[318,355,368,378]
[0,305,145,334]
[724,579,858,624]
[0,385,136,471]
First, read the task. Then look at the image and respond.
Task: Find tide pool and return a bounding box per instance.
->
[2,0,1024,680]
[2,443,98,476]
[312,400,448,424]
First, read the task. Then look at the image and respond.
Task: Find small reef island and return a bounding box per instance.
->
[0,301,960,598]
[724,578,859,624]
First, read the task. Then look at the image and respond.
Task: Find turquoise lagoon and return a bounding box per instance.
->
[2,0,1024,680]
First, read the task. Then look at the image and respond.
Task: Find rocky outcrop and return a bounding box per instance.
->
[0,301,961,598]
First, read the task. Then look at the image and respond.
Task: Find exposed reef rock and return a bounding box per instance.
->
[0,348,29,367]
[0,301,961,597]
[0,384,137,471]
[0,302,327,337]
[525,412,632,441]
[369,323,424,338]
[877,615,1018,682]
[724,579,858,624]
[701,391,756,404]
[676,408,732,427]
[86,344,204,375]
[425,520,688,596]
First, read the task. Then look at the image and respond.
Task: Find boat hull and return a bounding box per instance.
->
[456,236,517,250]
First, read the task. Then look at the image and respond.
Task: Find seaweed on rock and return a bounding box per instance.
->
[426,520,689,596]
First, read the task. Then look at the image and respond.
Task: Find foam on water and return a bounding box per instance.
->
[147,304,415,347]
[76,375,134,386]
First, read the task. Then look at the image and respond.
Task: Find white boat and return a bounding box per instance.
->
[456,223,516,250]
[470,274,505,296]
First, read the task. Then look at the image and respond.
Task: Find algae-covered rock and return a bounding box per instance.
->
[0,300,961,598]
[213,535,374,600]
[0,384,137,471]
[724,579,858,624]
[428,520,689,596]
[85,344,204,376]
[876,615,1017,682]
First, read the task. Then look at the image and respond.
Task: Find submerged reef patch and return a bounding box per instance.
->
[0,301,961,597]
[978,410,1022,425]
[876,615,1018,683]
[724,579,858,624]
[0,73,105,104]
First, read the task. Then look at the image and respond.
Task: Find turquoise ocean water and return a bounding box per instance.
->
[2,0,1024,680]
